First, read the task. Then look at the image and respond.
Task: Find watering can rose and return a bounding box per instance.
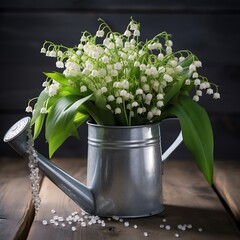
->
[26,18,220,184]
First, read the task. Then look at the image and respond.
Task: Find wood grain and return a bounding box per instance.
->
[26,158,240,240]
[214,160,240,223]
[1,0,240,11]
[0,158,34,240]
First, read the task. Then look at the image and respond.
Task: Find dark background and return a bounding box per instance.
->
[1,1,239,160]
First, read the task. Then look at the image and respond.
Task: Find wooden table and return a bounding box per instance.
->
[0,158,240,240]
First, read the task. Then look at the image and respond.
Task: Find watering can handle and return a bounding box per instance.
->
[162,131,183,162]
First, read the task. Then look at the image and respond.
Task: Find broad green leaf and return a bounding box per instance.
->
[87,93,116,125]
[31,90,49,139]
[131,114,147,125]
[33,113,45,139]
[180,67,193,81]
[74,111,89,128]
[83,100,116,126]
[178,54,194,68]
[31,90,65,139]
[163,78,185,106]
[164,55,193,106]
[46,94,93,157]
[114,110,128,125]
[31,89,49,124]
[95,93,107,109]
[179,96,213,158]
[83,101,103,125]
[58,86,81,96]
[44,72,68,86]
[163,65,193,107]
[167,95,214,184]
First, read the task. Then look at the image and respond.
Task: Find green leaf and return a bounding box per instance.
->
[163,78,185,106]
[74,111,88,128]
[167,95,214,185]
[44,72,68,86]
[83,101,103,125]
[58,86,81,96]
[163,64,194,107]
[114,110,128,125]
[131,114,147,125]
[178,54,194,68]
[129,67,140,79]
[83,100,116,126]
[46,94,93,157]
[33,113,45,139]
[30,90,49,139]
[87,93,116,125]
[31,89,49,124]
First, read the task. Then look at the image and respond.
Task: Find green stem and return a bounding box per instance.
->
[122,100,129,125]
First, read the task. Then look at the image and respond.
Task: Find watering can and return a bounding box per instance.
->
[3,117,183,218]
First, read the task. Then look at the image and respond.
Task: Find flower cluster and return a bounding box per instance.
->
[24,17,221,181]
[27,18,219,126]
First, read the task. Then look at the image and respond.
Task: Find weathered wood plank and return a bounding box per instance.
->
[27,158,240,239]
[162,160,240,239]
[1,0,240,11]
[214,160,240,224]
[1,14,240,66]
[0,158,34,240]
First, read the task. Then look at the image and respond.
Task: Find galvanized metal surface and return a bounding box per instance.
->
[3,117,182,218]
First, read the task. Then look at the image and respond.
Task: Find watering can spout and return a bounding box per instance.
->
[4,117,183,218]
[35,152,95,214]
[3,117,95,214]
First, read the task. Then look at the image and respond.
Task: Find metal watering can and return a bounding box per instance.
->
[3,117,183,218]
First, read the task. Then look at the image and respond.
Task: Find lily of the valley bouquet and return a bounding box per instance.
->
[26,18,220,184]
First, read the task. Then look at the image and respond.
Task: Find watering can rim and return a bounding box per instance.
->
[87,117,178,129]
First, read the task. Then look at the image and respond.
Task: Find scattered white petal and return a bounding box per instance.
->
[124,221,130,227]
[42,220,48,225]
[143,232,148,237]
